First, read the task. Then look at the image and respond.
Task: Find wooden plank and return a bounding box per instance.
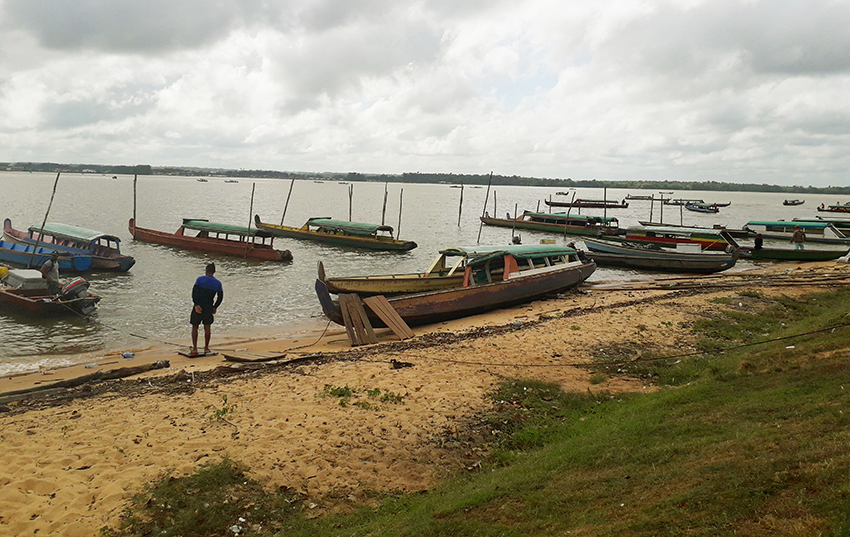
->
[339,293,377,346]
[220,350,288,363]
[363,295,414,340]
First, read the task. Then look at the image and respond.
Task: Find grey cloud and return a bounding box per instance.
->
[3,0,283,53]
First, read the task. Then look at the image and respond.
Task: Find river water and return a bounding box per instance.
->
[0,171,842,375]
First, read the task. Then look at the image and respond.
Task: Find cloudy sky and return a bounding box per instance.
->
[1,0,848,186]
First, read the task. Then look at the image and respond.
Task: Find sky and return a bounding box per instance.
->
[1,0,849,187]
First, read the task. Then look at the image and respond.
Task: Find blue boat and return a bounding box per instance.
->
[0,239,93,272]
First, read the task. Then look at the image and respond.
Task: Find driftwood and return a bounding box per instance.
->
[0,360,171,399]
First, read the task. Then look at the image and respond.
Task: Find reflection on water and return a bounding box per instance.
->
[0,172,834,374]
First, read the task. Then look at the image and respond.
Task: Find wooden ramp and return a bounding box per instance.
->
[339,293,378,346]
[363,296,414,340]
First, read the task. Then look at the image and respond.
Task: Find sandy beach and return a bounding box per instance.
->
[1,261,848,536]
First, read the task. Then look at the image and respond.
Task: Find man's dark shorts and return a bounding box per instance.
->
[190,308,214,326]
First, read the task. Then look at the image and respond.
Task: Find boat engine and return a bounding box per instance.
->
[60,277,90,301]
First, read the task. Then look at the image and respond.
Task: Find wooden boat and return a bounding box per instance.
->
[128,218,293,261]
[793,216,850,231]
[582,238,736,274]
[624,194,655,200]
[637,221,752,239]
[254,216,417,251]
[736,246,848,261]
[196,178,208,182]
[4,219,135,272]
[742,221,850,245]
[315,245,597,327]
[685,203,719,214]
[0,239,93,272]
[0,269,101,316]
[817,202,850,213]
[480,210,620,237]
[544,198,628,209]
[319,244,589,296]
[664,198,705,206]
[610,226,736,251]
[783,199,805,206]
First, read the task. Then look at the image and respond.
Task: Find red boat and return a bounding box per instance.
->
[0,269,101,316]
[129,218,293,262]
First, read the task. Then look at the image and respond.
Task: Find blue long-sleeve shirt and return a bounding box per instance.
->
[192,275,223,311]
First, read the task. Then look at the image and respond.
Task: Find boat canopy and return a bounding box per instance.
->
[523,211,618,224]
[306,218,393,236]
[439,244,577,265]
[181,219,273,237]
[31,222,121,244]
[745,221,829,230]
[638,225,724,236]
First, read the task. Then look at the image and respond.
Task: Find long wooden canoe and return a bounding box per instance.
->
[582,238,736,274]
[129,218,292,261]
[254,216,416,251]
[316,247,596,327]
[480,211,620,237]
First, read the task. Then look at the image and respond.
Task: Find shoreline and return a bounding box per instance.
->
[1,261,849,536]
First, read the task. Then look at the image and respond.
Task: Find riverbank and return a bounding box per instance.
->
[1,261,849,536]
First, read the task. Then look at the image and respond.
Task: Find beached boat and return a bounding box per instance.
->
[315,244,597,327]
[128,218,293,261]
[544,198,629,209]
[783,199,805,206]
[736,246,848,261]
[4,219,135,272]
[610,226,736,251]
[254,216,417,251]
[685,203,719,214]
[0,268,101,316]
[480,211,620,237]
[581,238,737,274]
[817,202,850,213]
[742,221,850,245]
[319,244,589,296]
[0,239,93,272]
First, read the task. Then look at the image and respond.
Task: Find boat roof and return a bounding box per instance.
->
[305,218,393,236]
[30,222,121,243]
[746,221,828,229]
[439,244,577,262]
[181,219,273,237]
[524,211,618,223]
[794,216,850,224]
[637,225,725,235]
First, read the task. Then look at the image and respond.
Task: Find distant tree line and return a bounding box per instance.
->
[3,162,848,194]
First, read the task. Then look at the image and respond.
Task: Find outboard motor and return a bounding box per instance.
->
[59,277,98,315]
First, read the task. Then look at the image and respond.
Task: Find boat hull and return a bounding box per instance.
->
[129,219,292,261]
[316,261,596,327]
[582,239,736,274]
[738,247,848,261]
[324,272,465,295]
[0,240,93,272]
[254,219,417,251]
[544,199,628,209]
[0,287,101,316]
[479,216,620,237]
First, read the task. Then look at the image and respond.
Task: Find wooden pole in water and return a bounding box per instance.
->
[476,171,493,244]
[536,200,540,212]
[280,178,295,225]
[28,172,61,268]
[649,194,654,222]
[133,174,137,223]
[349,184,353,221]
[603,187,608,222]
[397,188,404,237]
[246,182,256,258]
[381,182,388,225]
[457,183,464,227]
[493,190,497,218]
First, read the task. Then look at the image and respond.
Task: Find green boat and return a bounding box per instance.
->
[254,216,417,251]
[480,211,620,237]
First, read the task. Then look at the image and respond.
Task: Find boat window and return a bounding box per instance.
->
[446,256,464,276]
[544,256,551,267]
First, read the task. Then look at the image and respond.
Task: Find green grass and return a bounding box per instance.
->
[106,287,850,537]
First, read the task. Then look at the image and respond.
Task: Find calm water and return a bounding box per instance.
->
[0,171,840,374]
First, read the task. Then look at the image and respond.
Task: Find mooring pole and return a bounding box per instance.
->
[280,178,295,225]
[29,172,61,268]
[476,172,494,244]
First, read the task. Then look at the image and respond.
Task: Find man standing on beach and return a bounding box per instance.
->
[190,263,223,356]
[791,225,806,250]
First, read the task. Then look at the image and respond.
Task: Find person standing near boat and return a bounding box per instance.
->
[754,234,764,250]
[40,251,61,294]
[791,225,806,250]
[190,263,223,356]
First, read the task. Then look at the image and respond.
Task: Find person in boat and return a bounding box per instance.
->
[568,242,589,261]
[39,251,61,294]
[754,233,763,250]
[791,225,806,250]
[190,262,223,356]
